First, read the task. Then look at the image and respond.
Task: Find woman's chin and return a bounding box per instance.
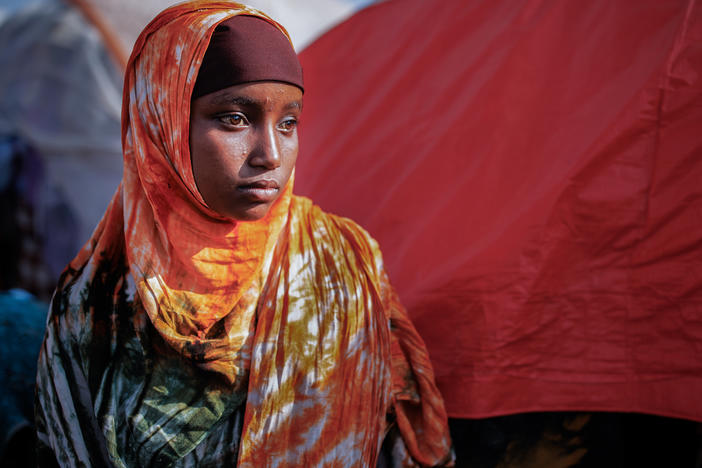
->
[225,202,273,222]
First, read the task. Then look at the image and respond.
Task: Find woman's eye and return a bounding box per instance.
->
[218,113,247,127]
[279,118,298,132]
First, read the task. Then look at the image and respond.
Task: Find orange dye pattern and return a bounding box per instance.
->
[52,1,452,465]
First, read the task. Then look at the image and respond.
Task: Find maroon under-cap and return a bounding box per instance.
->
[192,15,304,99]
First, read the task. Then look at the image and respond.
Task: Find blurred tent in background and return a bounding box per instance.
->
[0,0,122,255]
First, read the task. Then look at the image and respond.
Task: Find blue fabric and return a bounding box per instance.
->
[0,289,47,448]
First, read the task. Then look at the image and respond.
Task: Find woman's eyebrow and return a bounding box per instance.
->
[285,100,302,111]
[210,94,301,111]
[212,94,257,107]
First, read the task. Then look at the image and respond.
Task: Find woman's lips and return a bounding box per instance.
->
[237,179,280,202]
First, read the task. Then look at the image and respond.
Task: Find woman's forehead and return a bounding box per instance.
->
[195,82,303,110]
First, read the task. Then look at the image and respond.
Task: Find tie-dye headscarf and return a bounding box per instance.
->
[35,2,453,466]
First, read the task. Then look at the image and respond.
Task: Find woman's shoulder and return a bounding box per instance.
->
[48,250,134,343]
[290,195,383,260]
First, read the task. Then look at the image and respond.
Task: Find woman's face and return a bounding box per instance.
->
[190,81,302,221]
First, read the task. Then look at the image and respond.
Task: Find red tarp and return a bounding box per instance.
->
[297,0,702,420]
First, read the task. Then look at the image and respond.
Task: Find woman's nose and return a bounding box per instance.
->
[249,123,281,169]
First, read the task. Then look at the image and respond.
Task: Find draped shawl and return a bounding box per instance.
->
[35,2,452,466]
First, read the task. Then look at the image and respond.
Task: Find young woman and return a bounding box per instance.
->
[35,2,453,466]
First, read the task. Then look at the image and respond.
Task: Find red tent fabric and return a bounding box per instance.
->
[297,0,702,420]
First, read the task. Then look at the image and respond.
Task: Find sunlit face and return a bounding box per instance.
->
[189,81,302,221]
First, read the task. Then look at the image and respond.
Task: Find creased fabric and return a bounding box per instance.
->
[35,2,452,466]
[296,0,702,422]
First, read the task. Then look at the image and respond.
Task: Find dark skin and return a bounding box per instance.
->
[189,81,303,221]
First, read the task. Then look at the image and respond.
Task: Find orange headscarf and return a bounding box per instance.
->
[77,1,294,388]
[37,2,453,466]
